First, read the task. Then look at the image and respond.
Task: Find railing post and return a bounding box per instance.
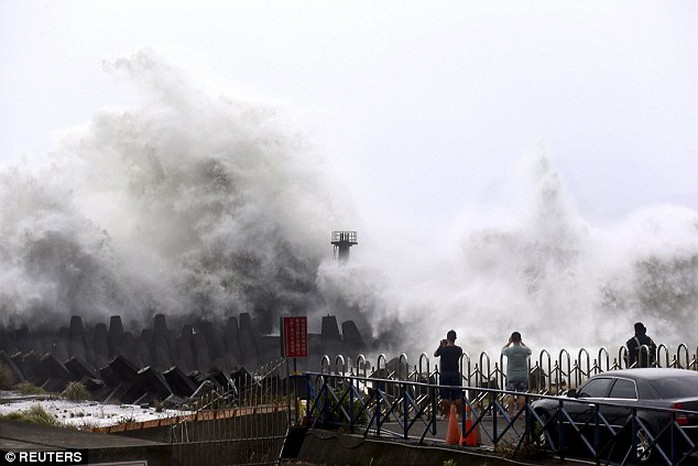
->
[480,351,492,389]
[431,383,437,437]
[377,353,387,376]
[619,345,630,369]
[524,394,531,443]
[356,354,367,378]
[491,390,498,446]
[558,349,571,391]
[323,376,330,425]
[375,383,382,436]
[398,353,408,380]
[539,349,552,392]
[657,343,669,368]
[418,352,430,378]
[631,406,638,462]
[320,355,331,374]
[597,347,610,373]
[671,407,677,465]
[677,343,689,369]
[418,352,430,402]
[403,381,409,439]
[557,398,566,464]
[592,403,600,465]
[306,374,313,426]
[349,376,355,434]
[459,351,471,386]
[577,348,591,387]
[335,354,346,375]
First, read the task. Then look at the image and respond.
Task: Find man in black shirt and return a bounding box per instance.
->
[434,329,463,418]
[626,322,657,368]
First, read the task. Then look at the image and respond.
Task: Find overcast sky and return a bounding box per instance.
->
[2,1,697,233]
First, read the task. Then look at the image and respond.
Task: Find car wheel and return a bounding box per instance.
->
[633,425,654,464]
[532,410,555,451]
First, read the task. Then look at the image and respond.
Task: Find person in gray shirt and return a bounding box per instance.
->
[502,331,532,414]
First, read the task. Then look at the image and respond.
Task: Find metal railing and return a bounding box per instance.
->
[160,343,697,465]
[297,371,698,466]
[529,394,698,466]
[299,344,698,465]
[171,358,290,466]
[318,343,697,395]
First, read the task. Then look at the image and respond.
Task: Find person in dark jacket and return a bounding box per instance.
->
[626,322,657,368]
[434,329,463,418]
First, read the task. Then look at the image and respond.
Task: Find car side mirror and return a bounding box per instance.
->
[566,388,578,398]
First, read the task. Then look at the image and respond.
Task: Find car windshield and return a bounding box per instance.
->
[650,377,698,399]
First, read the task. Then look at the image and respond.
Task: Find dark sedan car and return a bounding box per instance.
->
[530,368,698,464]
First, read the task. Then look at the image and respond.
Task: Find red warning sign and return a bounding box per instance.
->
[281,316,308,358]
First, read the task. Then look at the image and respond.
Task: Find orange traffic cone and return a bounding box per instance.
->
[445,404,461,445]
[460,404,481,446]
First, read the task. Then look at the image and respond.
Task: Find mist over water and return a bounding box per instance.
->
[1,51,696,361]
[0,51,361,334]
[391,144,698,358]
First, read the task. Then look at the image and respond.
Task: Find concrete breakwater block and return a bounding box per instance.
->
[137,366,173,399]
[152,314,170,343]
[1,312,371,387]
[342,321,366,352]
[69,316,89,364]
[108,315,125,351]
[223,316,242,362]
[13,351,43,385]
[98,364,120,387]
[92,323,110,367]
[39,354,72,381]
[238,313,261,366]
[321,315,341,342]
[153,337,172,370]
[0,330,18,355]
[208,368,236,392]
[41,377,68,393]
[79,376,105,393]
[190,379,215,400]
[105,381,146,405]
[51,327,71,363]
[162,366,197,398]
[108,355,140,383]
[192,332,211,370]
[65,356,99,381]
[0,350,25,383]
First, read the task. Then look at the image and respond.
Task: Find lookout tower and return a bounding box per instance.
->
[331,230,358,265]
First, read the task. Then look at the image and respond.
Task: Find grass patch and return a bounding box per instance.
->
[62,382,91,401]
[0,404,61,426]
[13,382,51,396]
[0,364,16,390]
[495,440,548,460]
[117,415,137,425]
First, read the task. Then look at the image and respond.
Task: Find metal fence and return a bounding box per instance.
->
[170,359,291,466]
[163,343,697,465]
[320,343,698,394]
[299,370,698,466]
[301,344,698,465]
